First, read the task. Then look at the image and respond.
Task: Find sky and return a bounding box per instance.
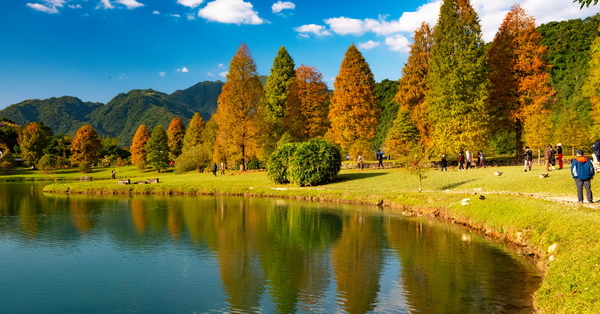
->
[0,0,599,109]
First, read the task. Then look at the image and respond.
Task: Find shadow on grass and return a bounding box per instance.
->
[439,179,477,190]
[334,172,387,183]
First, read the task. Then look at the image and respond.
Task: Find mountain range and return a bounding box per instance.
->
[0,81,224,146]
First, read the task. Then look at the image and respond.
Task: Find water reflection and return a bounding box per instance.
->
[0,183,541,313]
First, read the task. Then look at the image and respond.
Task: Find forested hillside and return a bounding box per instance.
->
[0,96,102,135]
[171,81,224,121]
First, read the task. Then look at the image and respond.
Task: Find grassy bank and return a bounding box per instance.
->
[31,164,600,312]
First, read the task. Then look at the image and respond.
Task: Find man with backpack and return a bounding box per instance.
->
[571,149,595,203]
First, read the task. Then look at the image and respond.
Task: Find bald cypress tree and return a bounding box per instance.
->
[394,22,433,150]
[216,43,264,171]
[489,5,556,156]
[182,113,205,153]
[166,117,186,161]
[259,47,296,159]
[131,124,151,171]
[427,0,489,154]
[327,44,380,151]
[263,47,295,120]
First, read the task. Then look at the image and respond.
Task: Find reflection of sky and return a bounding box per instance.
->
[374,253,412,313]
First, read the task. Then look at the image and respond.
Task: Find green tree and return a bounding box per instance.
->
[215,43,264,171]
[395,22,433,151]
[384,109,420,159]
[70,124,102,171]
[327,44,380,151]
[174,144,211,173]
[427,0,489,154]
[263,46,296,120]
[167,117,186,161]
[18,122,50,169]
[583,27,600,137]
[182,113,205,153]
[577,0,598,8]
[373,79,400,150]
[145,125,170,173]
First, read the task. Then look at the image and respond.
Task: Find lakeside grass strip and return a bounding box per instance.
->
[32,165,600,312]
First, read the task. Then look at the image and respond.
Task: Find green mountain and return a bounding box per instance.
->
[0,96,102,135]
[87,89,195,146]
[0,81,224,146]
[171,80,224,121]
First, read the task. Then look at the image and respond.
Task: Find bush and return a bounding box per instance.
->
[267,139,342,186]
[174,145,210,173]
[266,142,297,184]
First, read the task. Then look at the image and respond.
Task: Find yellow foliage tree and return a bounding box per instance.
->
[327,45,380,151]
[215,43,264,171]
[70,124,102,169]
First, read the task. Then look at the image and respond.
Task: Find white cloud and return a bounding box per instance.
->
[294,24,331,37]
[207,72,215,77]
[187,14,196,20]
[68,4,82,8]
[199,0,265,25]
[385,34,410,52]
[117,0,144,9]
[177,0,204,8]
[26,0,65,13]
[272,1,295,14]
[97,0,114,9]
[26,3,59,13]
[358,40,380,50]
[325,17,366,35]
[218,63,225,68]
[152,10,160,14]
[219,71,228,78]
[176,67,189,73]
[170,14,181,18]
[159,72,166,77]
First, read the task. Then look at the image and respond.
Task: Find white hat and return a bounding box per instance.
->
[557,143,562,146]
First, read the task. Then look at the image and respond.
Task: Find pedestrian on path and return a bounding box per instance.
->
[571,149,595,203]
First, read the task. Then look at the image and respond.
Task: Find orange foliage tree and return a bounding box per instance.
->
[393,22,433,151]
[488,5,556,155]
[70,124,102,168]
[327,44,380,152]
[130,124,151,170]
[284,65,329,141]
[215,43,264,171]
[166,117,186,161]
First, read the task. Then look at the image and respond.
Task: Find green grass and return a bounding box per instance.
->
[10,163,600,312]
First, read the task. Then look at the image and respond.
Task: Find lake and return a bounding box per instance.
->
[0,182,541,313]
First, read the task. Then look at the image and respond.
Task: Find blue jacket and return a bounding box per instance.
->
[571,156,595,180]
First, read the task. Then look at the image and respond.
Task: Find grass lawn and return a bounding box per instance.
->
[8,163,600,313]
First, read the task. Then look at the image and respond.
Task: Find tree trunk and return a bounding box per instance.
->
[514,121,523,159]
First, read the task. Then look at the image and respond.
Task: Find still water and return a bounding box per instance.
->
[0,182,540,313]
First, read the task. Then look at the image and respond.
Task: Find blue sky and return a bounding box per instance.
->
[0,0,598,109]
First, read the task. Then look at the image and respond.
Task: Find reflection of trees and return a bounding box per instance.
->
[69,199,96,233]
[332,213,385,314]
[167,202,184,240]
[260,205,342,313]
[385,218,540,313]
[130,199,148,234]
[212,198,266,312]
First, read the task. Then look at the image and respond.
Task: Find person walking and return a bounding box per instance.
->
[524,147,533,172]
[220,162,225,175]
[212,163,217,176]
[478,150,486,168]
[571,149,595,203]
[544,144,552,172]
[556,143,563,170]
[357,155,364,170]
[458,149,465,170]
[440,155,448,172]
[465,150,472,170]
[376,149,384,168]
[111,170,116,179]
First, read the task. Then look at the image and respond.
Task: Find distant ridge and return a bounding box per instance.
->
[0,81,224,146]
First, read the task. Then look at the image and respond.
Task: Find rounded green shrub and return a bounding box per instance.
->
[266,142,298,184]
